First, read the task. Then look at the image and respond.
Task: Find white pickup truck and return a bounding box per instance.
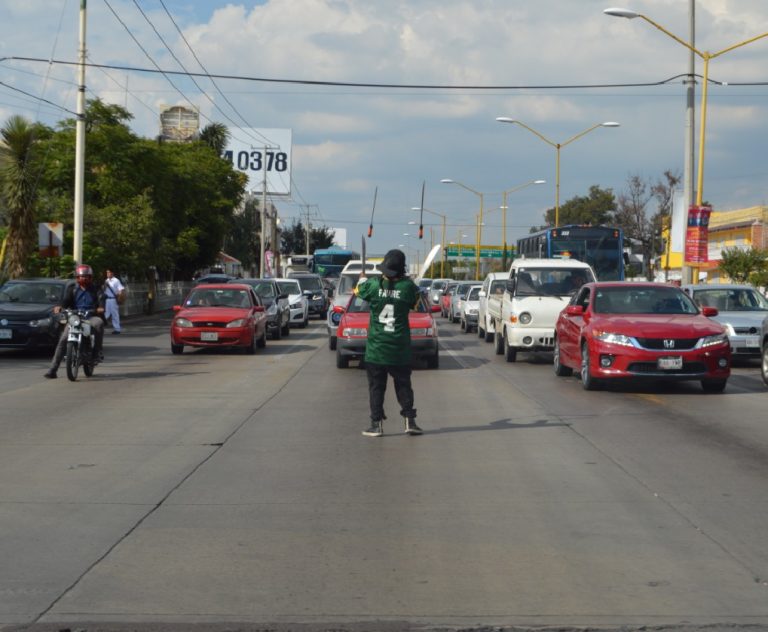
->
[478,272,509,343]
[489,258,596,362]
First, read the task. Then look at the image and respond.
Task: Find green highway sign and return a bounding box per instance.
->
[444,245,514,258]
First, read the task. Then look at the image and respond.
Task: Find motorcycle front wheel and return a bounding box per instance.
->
[66,341,80,381]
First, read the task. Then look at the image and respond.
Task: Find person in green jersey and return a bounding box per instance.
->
[356,249,423,437]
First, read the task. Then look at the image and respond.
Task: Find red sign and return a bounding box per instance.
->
[684,205,711,264]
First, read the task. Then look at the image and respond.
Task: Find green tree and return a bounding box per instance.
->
[0,115,49,278]
[199,122,230,156]
[280,220,335,255]
[718,247,768,283]
[542,185,615,227]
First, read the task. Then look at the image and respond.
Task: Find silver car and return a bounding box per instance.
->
[683,283,768,358]
[761,312,768,386]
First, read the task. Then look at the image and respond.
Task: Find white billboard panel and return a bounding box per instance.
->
[224,128,292,196]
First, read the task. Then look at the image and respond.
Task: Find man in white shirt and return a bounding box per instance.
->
[104,268,125,334]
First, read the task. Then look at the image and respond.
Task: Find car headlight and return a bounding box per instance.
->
[174,317,193,328]
[593,331,634,347]
[68,314,81,327]
[700,332,729,348]
[29,317,52,328]
[519,311,532,325]
[290,300,301,308]
[342,327,368,337]
[467,308,478,315]
[226,318,246,328]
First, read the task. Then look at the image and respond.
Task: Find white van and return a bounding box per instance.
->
[492,258,596,362]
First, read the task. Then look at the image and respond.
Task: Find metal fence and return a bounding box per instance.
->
[121,282,193,317]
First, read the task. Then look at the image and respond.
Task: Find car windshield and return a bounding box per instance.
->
[251,282,276,298]
[467,287,481,300]
[295,276,323,292]
[594,287,699,314]
[0,281,64,304]
[184,288,251,308]
[277,281,300,295]
[515,268,595,297]
[692,288,768,312]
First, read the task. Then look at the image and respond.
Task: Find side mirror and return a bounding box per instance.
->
[333,305,346,314]
[565,305,584,316]
[253,305,265,313]
[278,293,288,300]
[701,306,719,317]
[173,305,181,312]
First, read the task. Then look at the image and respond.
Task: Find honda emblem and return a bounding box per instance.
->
[663,339,675,349]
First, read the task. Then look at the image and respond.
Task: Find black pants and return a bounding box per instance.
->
[366,362,416,422]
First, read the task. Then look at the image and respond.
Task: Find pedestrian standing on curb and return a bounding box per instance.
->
[104,268,125,334]
[355,248,423,437]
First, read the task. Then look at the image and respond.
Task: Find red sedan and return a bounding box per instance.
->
[170,283,268,354]
[554,282,731,392]
[333,291,440,369]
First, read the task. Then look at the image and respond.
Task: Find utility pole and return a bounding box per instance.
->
[73,0,87,264]
[259,147,268,277]
[682,0,696,285]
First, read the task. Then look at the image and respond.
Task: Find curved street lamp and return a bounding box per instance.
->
[495,118,619,227]
[603,7,768,208]
[441,178,484,278]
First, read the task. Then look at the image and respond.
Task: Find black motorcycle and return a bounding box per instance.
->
[59,309,100,381]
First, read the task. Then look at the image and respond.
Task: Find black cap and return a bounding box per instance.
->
[380,249,406,277]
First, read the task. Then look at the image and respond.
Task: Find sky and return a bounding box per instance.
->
[1,0,767,260]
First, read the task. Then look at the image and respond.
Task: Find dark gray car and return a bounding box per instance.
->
[235,279,291,340]
[0,278,75,349]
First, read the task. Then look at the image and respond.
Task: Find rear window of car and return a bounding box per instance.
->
[294,276,324,291]
[277,281,300,295]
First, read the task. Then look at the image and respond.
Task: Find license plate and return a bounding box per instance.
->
[0,329,11,339]
[200,331,218,341]
[658,356,683,370]
[746,337,760,348]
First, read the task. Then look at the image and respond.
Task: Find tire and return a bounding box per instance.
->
[484,319,494,342]
[281,317,290,336]
[83,358,94,377]
[460,319,466,331]
[426,350,439,369]
[701,379,727,393]
[256,329,267,348]
[553,337,573,376]
[65,341,79,381]
[336,350,349,368]
[171,343,183,355]
[494,330,504,355]
[580,343,601,390]
[245,331,258,354]
[478,323,485,338]
[271,324,282,341]
[762,343,768,387]
[329,336,337,351]
[300,315,308,329]
[504,334,517,363]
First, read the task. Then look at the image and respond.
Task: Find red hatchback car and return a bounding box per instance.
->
[554,282,731,392]
[333,291,440,369]
[170,283,268,354]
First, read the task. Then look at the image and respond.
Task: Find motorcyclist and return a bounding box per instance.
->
[44,264,106,379]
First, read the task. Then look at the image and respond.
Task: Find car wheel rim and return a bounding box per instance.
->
[581,346,589,383]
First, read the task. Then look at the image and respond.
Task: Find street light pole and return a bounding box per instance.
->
[411,206,447,277]
[441,179,484,279]
[499,179,546,269]
[73,0,87,264]
[495,119,619,228]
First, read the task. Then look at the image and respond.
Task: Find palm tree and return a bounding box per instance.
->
[199,122,230,156]
[1,115,42,278]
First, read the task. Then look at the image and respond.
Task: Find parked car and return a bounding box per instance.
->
[682,283,768,358]
[170,283,268,354]
[761,312,768,386]
[288,272,329,319]
[428,278,453,305]
[459,285,483,333]
[478,272,509,343]
[333,291,440,369]
[554,282,731,392]
[0,278,75,350]
[439,282,459,318]
[235,278,291,340]
[326,267,382,350]
[193,273,234,285]
[275,278,309,328]
[449,281,476,323]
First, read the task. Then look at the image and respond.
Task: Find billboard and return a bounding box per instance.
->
[224,128,292,196]
[684,205,712,264]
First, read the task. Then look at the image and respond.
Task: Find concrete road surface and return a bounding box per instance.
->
[1,314,767,631]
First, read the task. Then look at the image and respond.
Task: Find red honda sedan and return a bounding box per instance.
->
[333,291,440,369]
[554,282,731,392]
[170,283,268,354]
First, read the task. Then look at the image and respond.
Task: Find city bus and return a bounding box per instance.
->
[311,247,361,278]
[516,225,625,280]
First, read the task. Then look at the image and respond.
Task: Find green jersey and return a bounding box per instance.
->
[357,276,419,366]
